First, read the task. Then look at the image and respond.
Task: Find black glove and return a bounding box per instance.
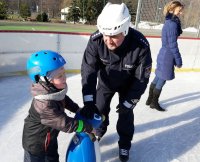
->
[80,103,100,119]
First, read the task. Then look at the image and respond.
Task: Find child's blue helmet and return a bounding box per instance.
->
[27,50,66,82]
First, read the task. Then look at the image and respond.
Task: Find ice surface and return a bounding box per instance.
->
[0,72,200,162]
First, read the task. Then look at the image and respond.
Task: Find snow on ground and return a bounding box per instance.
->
[136,21,198,33]
[0,72,200,162]
[182,27,198,33]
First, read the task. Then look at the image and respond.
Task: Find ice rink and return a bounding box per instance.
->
[0,72,200,162]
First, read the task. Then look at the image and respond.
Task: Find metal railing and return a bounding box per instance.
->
[135,0,200,38]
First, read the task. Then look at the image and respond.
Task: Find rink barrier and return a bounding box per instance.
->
[1,68,199,78]
[0,70,81,77]
[0,30,200,77]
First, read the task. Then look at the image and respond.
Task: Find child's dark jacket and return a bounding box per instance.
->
[22,82,92,155]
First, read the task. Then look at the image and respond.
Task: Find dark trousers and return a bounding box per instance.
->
[24,147,59,162]
[96,85,134,150]
[24,151,45,162]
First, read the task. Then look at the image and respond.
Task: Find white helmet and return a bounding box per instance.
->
[97,2,131,36]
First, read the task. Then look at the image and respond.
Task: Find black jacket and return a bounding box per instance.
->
[81,28,152,108]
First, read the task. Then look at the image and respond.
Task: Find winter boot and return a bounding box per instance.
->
[150,88,165,111]
[146,83,156,105]
[119,148,129,162]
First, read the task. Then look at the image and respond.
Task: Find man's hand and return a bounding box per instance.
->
[80,103,100,119]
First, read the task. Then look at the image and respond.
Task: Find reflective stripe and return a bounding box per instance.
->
[83,95,93,102]
[76,120,84,133]
[120,149,129,156]
[123,101,133,109]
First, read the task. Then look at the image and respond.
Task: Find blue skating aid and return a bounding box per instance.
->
[65,113,103,162]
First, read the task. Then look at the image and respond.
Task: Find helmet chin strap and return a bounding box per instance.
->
[34,75,40,83]
[39,76,59,92]
[44,76,50,85]
[40,76,50,84]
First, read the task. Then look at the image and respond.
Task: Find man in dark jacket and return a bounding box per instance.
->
[80,3,152,162]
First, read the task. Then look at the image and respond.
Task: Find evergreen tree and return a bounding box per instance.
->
[20,3,31,18]
[0,0,8,20]
[84,0,106,24]
[36,12,49,22]
[76,0,107,24]
[84,0,96,24]
[124,0,137,22]
[76,0,87,20]
[67,0,81,24]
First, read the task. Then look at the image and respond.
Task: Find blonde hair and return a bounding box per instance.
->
[163,0,184,16]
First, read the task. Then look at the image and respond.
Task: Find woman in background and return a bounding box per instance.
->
[146,0,184,111]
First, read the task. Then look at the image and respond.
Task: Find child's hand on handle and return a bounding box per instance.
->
[75,112,105,141]
[89,114,105,142]
[88,129,98,142]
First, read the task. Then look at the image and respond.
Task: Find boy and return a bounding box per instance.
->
[22,50,95,162]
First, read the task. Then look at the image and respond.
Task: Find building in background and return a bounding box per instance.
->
[61,7,69,21]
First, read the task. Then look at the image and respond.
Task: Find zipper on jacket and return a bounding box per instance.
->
[44,131,51,152]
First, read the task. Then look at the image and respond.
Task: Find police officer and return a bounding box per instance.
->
[80,3,152,162]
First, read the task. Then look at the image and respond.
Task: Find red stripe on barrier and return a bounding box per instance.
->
[0,30,91,36]
[1,30,200,40]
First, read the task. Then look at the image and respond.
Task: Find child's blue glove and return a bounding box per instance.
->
[75,113,104,142]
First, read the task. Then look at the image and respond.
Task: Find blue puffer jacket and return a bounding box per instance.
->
[155,13,183,80]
